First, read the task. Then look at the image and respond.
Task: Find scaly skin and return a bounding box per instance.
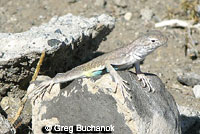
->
[32,30,168,103]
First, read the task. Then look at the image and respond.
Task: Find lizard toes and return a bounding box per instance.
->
[122,82,129,90]
[137,74,155,92]
[143,77,155,92]
[137,74,146,87]
[47,81,54,94]
[123,79,129,84]
[147,82,155,92]
[140,78,146,88]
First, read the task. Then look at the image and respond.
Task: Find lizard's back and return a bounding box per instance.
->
[73,46,129,72]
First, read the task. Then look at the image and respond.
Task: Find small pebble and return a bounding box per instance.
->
[193,85,200,98]
[124,12,132,21]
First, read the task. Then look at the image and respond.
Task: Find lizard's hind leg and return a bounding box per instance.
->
[32,69,85,103]
[31,79,54,103]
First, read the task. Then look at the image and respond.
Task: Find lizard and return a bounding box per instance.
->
[32,30,168,102]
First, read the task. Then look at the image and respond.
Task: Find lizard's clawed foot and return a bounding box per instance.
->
[137,73,155,92]
[115,76,130,102]
[32,80,54,104]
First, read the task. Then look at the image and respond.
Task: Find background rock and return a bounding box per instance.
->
[177,72,200,86]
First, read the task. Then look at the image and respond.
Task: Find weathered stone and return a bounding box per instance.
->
[30,71,181,134]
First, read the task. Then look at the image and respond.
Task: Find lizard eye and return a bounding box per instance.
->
[151,39,155,42]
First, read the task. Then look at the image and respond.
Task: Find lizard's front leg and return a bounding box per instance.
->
[105,61,130,100]
[135,62,154,92]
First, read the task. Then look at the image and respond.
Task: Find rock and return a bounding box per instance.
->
[177,72,200,86]
[0,83,9,95]
[0,97,21,122]
[187,47,198,60]
[95,0,106,8]
[140,8,154,21]
[30,71,181,134]
[178,105,200,133]
[0,96,32,126]
[124,12,132,21]
[0,14,115,62]
[113,0,127,8]
[193,85,200,98]
[0,14,115,99]
[0,113,16,134]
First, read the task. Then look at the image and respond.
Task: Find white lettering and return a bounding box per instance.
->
[69,126,73,133]
[76,124,82,131]
[54,125,60,131]
[110,125,114,131]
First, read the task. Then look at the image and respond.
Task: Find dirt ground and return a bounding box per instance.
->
[0,0,200,113]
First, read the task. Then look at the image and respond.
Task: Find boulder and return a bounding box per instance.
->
[30,71,181,134]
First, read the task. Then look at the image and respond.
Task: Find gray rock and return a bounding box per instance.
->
[0,14,115,99]
[0,14,115,63]
[193,85,200,98]
[178,105,200,133]
[177,72,200,86]
[0,113,16,134]
[30,71,181,134]
[0,84,9,95]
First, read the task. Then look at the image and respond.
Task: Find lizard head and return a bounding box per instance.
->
[141,30,168,52]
